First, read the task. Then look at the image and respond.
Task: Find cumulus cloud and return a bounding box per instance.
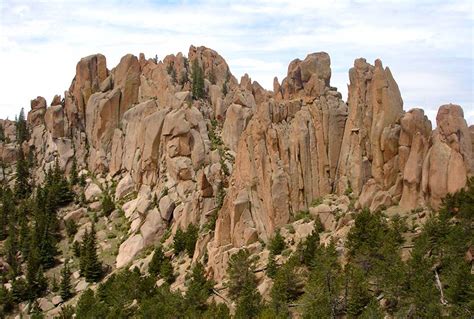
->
[0,0,472,124]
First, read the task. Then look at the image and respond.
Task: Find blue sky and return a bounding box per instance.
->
[0,0,472,124]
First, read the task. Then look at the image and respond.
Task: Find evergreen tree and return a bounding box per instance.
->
[18,201,31,257]
[346,265,372,317]
[226,249,262,318]
[266,253,277,279]
[269,257,302,317]
[11,278,29,302]
[75,289,107,318]
[15,107,28,144]
[25,241,48,300]
[60,259,73,300]
[0,187,14,240]
[5,217,19,276]
[33,188,58,268]
[0,285,14,315]
[79,228,89,275]
[192,60,205,99]
[14,147,30,199]
[160,257,175,285]
[149,245,165,276]
[297,224,320,268]
[185,262,214,312]
[301,242,342,319]
[101,191,115,217]
[268,228,286,255]
[80,224,102,282]
[69,155,79,185]
[0,123,5,142]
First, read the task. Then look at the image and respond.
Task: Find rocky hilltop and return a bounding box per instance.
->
[0,45,472,316]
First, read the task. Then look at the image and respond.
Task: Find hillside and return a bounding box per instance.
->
[0,46,472,318]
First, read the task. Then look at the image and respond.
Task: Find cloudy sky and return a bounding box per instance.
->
[0,0,472,124]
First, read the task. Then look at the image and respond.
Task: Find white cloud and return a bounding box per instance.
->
[0,0,472,125]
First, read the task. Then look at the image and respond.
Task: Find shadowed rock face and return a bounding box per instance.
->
[3,46,470,279]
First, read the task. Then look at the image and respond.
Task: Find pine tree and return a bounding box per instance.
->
[266,253,277,279]
[80,224,102,282]
[60,259,73,300]
[0,123,5,142]
[226,249,262,318]
[14,147,30,199]
[346,265,372,317]
[149,245,165,276]
[18,201,31,257]
[0,187,14,240]
[185,262,214,312]
[5,218,19,276]
[26,241,48,300]
[270,257,301,317]
[160,258,175,284]
[69,155,79,185]
[79,228,89,276]
[268,229,286,255]
[301,242,342,319]
[15,108,28,144]
[192,60,205,100]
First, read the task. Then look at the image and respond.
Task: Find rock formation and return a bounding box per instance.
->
[0,45,471,286]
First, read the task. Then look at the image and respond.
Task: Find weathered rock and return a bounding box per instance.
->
[44,104,65,138]
[140,208,165,245]
[28,96,47,127]
[70,54,108,123]
[115,173,135,199]
[422,104,472,207]
[38,298,54,312]
[116,234,144,268]
[51,295,63,306]
[63,208,86,222]
[337,58,403,197]
[85,183,102,202]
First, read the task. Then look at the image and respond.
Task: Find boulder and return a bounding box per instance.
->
[115,174,135,200]
[116,234,144,268]
[63,208,86,222]
[51,295,63,306]
[85,183,102,202]
[38,298,54,312]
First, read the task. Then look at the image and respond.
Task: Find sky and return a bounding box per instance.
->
[0,0,473,125]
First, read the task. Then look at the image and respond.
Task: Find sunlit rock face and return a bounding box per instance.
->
[8,46,469,279]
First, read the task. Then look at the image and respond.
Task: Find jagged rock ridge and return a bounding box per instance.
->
[1,46,472,283]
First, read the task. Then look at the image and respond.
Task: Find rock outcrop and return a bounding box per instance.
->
[1,46,470,284]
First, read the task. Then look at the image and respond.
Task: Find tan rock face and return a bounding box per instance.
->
[12,47,472,284]
[398,108,432,209]
[337,59,403,197]
[211,53,347,282]
[280,52,331,100]
[421,104,472,207]
[70,54,108,123]
[28,97,47,127]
